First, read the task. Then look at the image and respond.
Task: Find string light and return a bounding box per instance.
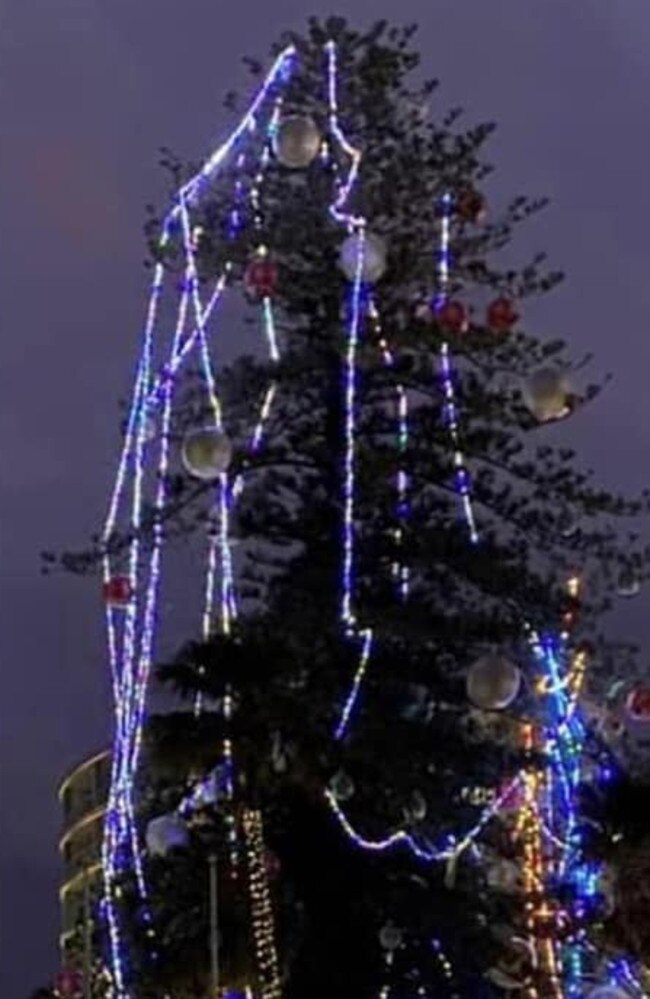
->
[242,809,282,999]
[101,49,296,997]
[434,192,478,543]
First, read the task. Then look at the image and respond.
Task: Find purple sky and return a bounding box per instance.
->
[2,1,650,996]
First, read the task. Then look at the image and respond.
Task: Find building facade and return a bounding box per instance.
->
[58,750,111,959]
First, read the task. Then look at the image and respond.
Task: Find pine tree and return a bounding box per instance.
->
[50,16,650,999]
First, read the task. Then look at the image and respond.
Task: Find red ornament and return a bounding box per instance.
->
[54,969,83,998]
[103,576,132,608]
[486,296,519,333]
[626,687,650,721]
[436,300,469,334]
[264,849,281,880]
[456,187,487,224]
[244,255,278,298]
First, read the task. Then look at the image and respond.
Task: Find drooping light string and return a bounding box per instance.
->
[334,627,374,740]
[323,39,383,748]
[324,40,366,628]
[368,296,410,602]
[324,772,526,863]
[179,47,297,209]
[434,192,478,543]
[100,52,297,999]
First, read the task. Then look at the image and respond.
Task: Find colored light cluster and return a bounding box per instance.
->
[511,630,648,999]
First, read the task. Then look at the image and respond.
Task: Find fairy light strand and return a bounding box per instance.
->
[434,192,478,543]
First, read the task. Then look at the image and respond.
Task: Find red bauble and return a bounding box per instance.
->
[54,969,83,998]
[103,576,132,608]
[436,300,469,334]
[264,849,281,880]
[244,255,278,298]
[626,686,650,720]
[456,188,487,224]
[486,296,519,333]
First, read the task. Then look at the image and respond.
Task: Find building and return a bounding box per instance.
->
[58,750,111,960]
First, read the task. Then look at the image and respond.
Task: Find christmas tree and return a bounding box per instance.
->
[50,16,650,999]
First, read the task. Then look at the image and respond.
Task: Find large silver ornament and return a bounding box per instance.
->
[181,426,232,480]
[273,115,321,169]
[339,231,387,283]
[329,770,355,802]
[145,813,189,857]
[467,653,521,711]
[616,567,641,598]
[523,368,571,423]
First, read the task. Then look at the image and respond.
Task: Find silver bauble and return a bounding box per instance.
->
[181,427,232,480]
[616,567,641,598]
[486,858,522,894]
[557,508,579,539]
[467,653,521,711]
[523,368,571,423]
[379,921,403,952]
[273,115,321,169]
[145,813,189,857]
[339,231,387,283]
[403,790,427,823]
[329,769,355,802]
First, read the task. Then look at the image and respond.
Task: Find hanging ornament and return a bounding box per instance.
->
[329,769,355,802]
[523,367,571,423]
[244,253,279,299]
[270,730,288,774]
[557,507,579,539]
[456,187,487,224]
[616,566,641,599]
[467,653,521,711]
[145,813,189,857]
[486,296,518,333]
[403,789,427,823]
[624,686,650,742]
[181,426,233,480]
[485,857,523,894]
[339,230,387,284]
[596,866,617,917]
[102,576,132,608]
[436,299,468,334]
[379,921,403,951]
[54,969,83,998]
[273,114,321,169]
[264,849,282,881]
[414,299,433,322]
[400,683,430,721]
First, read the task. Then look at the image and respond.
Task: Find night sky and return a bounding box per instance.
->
[2,2,650,996]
